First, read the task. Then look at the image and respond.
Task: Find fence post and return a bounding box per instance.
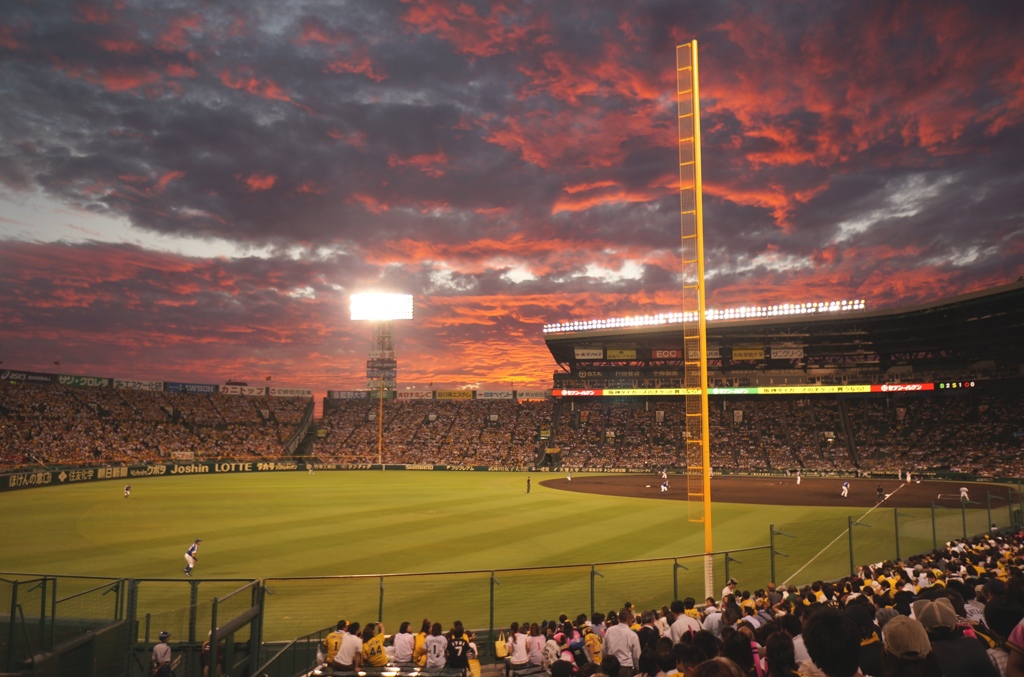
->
[210,594,219,664]
[590,565,604,619]
[894,509,901,560]
[848,516,856,577]
[893,509,911,561]
[125,580,139,677]
[724,552,742,585]
[962,499,968,540]
[378,575,385,622]
[769,525,793,585]
[673,559,689,603]
[848,516,870,577]
[931,502,938,551]
[1012,488,1017,528]
[987,493,994,531]
[489,571,498,662]
[188,579,199,643]
[5,580,17,673]
[250,583,265,674]
[44,576,53,653]
[38,577,49,655]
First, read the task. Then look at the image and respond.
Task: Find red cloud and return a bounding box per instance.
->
[73,2,111,25]
[484,106,668,169]
[241,174,277,192]
[399,0,543,57]
[387,151,449,177]
[327,129,367,147]
[100,69,162,93]
[157,14,203,51]
[296,18,350,46]
[551,178,673,214]
[515,40,666,106]
[704,4,1024,177]
[167,63,196,78]
[219,68,312,113]
[51,56,164,94]
[350,193,389,213]
[155,170,184,193]
[562,180,618,195]
[0,26,25,50]
[97,38,142,54]
[325,52,386,82]
[296,181,327,195]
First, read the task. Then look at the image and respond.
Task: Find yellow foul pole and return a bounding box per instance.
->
[677,39,713,598]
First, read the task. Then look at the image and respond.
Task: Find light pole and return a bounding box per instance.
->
[350,293,414,468]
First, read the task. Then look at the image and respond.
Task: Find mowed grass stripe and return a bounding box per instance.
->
[1,471,940,639]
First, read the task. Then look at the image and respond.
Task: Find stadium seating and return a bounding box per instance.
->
[2,379,1022,476]
[0,381,310,470]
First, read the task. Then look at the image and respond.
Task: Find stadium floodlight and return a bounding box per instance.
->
[542,299,867,334]
[351,292,414,468]
[350,293,414,321]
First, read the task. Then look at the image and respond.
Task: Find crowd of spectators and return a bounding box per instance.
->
[3,379,1022,478]
[315,528,1024,676]
[0,382,311,470]
[315,399,553,467]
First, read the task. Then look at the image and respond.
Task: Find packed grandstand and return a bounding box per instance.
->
[1,282,1021,478]
[1,382,1021,477]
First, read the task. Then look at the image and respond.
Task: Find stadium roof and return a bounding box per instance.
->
[543,280,1024,373]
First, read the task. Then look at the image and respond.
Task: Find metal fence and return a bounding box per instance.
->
[260,545,772,645]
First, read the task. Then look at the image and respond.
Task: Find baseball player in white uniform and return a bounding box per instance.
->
[184,539,201,577]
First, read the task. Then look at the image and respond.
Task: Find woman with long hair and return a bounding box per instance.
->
[413,619,431,667]
[424,621,448,670]
[506,621,530,677]
[392,621,415,665]
[719,628,757,677]
[526,623,546,667]
[762,632,800,677]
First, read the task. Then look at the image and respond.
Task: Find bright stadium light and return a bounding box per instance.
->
[351,292,414,468]
[350,293,414,321]
[542,299,866,334]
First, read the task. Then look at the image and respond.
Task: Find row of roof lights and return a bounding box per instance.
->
[542,300,867,334]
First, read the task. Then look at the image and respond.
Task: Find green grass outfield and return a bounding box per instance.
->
[0,471,955,640]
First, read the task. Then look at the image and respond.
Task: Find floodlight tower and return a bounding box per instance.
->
[350,293,414,466]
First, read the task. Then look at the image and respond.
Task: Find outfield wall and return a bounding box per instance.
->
[2,461,1019,493]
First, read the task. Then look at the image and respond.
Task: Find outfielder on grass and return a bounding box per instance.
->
[184,538,201,577]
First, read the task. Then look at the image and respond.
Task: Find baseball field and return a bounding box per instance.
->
[0,471,1007,641]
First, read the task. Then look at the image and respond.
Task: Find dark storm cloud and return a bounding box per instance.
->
[1,0,1022,392]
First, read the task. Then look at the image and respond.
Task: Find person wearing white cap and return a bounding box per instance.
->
[721,578,738,603]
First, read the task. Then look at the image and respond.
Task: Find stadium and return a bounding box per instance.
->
[1,280,1022,676]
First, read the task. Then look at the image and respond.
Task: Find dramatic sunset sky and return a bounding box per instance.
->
[1,1,1022,396]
